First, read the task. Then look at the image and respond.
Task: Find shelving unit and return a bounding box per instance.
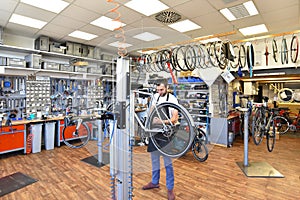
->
[176,81,210,127]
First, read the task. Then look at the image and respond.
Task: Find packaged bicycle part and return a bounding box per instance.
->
[34,36,49,51]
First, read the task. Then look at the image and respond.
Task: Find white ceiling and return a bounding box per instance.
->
[0,0,299,56]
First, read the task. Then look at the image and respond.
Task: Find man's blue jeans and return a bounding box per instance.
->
[150,150,174,190]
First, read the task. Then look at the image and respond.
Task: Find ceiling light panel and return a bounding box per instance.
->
[108,41,133,48]
[21,0,69,13]
[68,30,98,40]
[124,0,169,16]
[168,19,201,33]
[239,24,268,36]
[220,1,258,21]
[91,16,126,31]
[9,14,47,29]
[133,32,161,41]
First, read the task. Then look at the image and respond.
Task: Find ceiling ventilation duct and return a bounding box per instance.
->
[155,10,181,24]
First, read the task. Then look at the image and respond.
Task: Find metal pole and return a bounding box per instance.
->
[97,119,103,164]
[243,110,249,167]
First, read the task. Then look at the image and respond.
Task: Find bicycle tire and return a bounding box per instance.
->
[252,108,264,145]
[267,119,276,152]
[273,116,290,135]
[238,44,246,68]
[170,47,181,72]
[184,45,197,71]
[207,42,220,68]
[246,43,254,77]
[192,128,209,162]
[145,102,195,158]
[281,37,288,65]
[215,41,228,69]
[290,35,299,63]
[272,39,278,62]
[230,45,240,69]
[264,43,270,66]
[175,46,190,71]
[62,120,91,148]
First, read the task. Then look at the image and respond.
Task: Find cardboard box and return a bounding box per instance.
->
[35,36,49,51]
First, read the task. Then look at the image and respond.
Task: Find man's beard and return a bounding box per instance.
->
[160,92,167,97]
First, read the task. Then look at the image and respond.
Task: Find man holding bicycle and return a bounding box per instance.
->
[142,79,178,200]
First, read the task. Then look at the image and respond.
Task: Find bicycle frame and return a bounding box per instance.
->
[133,90,171,135]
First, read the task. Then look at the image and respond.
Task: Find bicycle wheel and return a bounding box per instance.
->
[273,116,290,135]
[145,102,195,158]
[272,39,278,63]
[281,37,288,65]
[267,119,276,152]
[192,128,208,162]
[238,44,246,68]
[62,120,91,148]
[247,43,254,77]
[290,35,299,63]
[252,108,264,145]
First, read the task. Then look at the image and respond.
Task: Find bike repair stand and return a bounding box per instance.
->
[236,108,284,178]
[109,57,134,199]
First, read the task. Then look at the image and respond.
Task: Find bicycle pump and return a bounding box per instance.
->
[110,57,134,199]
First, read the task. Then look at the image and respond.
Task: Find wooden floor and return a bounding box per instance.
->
[1,134,299,200]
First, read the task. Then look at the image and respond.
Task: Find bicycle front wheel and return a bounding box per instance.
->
[267,119,276,152]
[252,108,264,145]
[146,102,195,158]
[192,128,209,162]
[62,122,91,148]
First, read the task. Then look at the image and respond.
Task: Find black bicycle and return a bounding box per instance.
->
[191,127,209,162]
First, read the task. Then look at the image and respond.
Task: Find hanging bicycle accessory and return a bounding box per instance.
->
[246,43,254,78]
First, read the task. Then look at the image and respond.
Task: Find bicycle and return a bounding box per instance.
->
[279,108,300,132]
[134,88,195,158]
[252,97,289,152]
[191,126,208,162]
[62,107,114,148]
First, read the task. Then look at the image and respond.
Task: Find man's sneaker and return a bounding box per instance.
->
[142,182,160,190]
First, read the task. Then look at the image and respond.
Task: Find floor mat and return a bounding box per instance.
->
[81,152,110,168]
[0,172,38,197]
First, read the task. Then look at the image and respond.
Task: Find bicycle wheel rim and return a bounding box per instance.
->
[62,122,90,148]
[267,120,276,152]
[290,35,299,63]
[192,139,208,162]
[273,116,290,135]
[238,44,246,68]
[272,39,278,63]
[281,38,288,65]
[252,108,264,145]
[146,102,195,158]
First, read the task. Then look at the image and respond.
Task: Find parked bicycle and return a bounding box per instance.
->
[191,126,208,162]
[62,107,114,148]
[252,97,289,152]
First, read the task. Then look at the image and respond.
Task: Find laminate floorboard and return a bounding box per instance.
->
[0,134,299,200]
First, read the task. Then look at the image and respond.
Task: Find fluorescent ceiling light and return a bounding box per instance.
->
[91,16,126,31]
[168,19,201,33]
[137,50,157,54]
[21,0,69,13]
[197,37,221,44]
[9,14,47,29]
[220,1,258,21]
[220,8,236,21]
[243,1,258,16]
[239,24,268,36]
[68,30,98,40]
[125,0,169,16]
[133,32,161,41]
[108,41,133,48]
